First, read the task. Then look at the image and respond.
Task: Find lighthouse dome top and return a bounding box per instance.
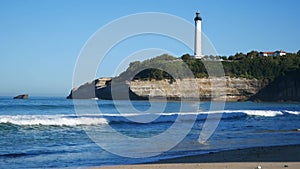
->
[194,11,202,21]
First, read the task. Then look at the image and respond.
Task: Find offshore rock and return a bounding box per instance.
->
[13,94,29,99]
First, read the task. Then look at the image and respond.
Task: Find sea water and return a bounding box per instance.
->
[0,96,299,168]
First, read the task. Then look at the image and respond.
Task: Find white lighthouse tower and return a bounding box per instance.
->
[194,11,202,59]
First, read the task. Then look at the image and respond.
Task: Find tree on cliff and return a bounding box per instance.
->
[117,54,192,81]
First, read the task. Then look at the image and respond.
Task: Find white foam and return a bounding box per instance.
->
[0,110,289,126]
[83,110,286,117]
[285,111,300,115]
[200,110,283,117]
[0,115,108,126]
[100,110,284,124]
[237,110,283,117]
[103,110,284,118]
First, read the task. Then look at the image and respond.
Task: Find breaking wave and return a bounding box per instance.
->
[0,114,108,126]
[0,110,298,126]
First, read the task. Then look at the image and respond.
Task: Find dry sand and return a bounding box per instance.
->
[96,144,300,169]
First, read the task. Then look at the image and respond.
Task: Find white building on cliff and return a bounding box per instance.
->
[259,50,287,57]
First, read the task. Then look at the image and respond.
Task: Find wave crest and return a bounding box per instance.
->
[0,110,297,126]
[0,115,108,126]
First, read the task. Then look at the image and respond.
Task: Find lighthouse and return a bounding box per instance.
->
[194,11,202,59]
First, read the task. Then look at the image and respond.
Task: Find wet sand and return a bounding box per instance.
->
[97,144,300,169]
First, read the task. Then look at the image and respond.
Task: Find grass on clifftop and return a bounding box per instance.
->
[116,51,300,81]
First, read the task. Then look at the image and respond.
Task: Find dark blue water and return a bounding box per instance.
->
[0,97,299,168]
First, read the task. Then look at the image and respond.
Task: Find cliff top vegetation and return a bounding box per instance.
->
[116,50,300,81]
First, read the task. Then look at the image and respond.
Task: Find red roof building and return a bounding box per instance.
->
[259,50,287,57]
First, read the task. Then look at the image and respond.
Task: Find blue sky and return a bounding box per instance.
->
[0,0,299,96]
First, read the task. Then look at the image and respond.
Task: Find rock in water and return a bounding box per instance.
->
[13,94,29,99]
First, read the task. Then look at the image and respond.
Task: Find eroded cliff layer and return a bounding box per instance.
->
[130,77,268,101]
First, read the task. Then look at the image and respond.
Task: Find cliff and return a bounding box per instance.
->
[67,77,268,101]
[249,69,300,102]
[67,53,300,101]
[130,77,268,101]
[67,78,147,100]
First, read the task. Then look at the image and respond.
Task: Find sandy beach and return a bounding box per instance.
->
[97,144,300,169]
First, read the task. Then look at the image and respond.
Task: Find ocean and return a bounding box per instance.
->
[0,96,299,168]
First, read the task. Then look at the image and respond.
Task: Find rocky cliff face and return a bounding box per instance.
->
[130,77,268,101]
[250,69,300,102]
[67,78,147,100]
[67,77,268,101]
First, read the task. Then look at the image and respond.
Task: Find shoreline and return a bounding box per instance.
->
[155,144,300,163]
[96,144,300,169]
